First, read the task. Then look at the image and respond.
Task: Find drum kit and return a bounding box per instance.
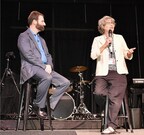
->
[51,66,94,120]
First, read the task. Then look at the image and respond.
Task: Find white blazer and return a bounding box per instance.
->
[90,34,133,76]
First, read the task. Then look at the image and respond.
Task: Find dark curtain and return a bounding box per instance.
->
[1,1,144,115]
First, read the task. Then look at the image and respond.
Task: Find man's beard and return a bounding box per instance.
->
[36,23,45,31]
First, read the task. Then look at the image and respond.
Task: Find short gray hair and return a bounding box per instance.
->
[98,16,116,34]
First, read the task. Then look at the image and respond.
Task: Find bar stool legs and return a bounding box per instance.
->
[101,94,133,132]
[101,95,109,132]
[123,94,133,132]
[16,80,53,131]
[35,93,53,131]
[23,82,31,131]
[16,84,24,131]
[37,94,53,131]
[104,95,109,130]
[46,94,53,130]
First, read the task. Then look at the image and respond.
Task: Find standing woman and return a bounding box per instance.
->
[90,15,136,134]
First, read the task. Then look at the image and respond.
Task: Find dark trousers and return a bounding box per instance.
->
[93,71,127,128]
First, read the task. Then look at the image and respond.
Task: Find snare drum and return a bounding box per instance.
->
[51,92,75,120]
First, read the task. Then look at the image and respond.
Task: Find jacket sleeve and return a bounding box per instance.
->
[17,33,47,69]
[90,37,101,60]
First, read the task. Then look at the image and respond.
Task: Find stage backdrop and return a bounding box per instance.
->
[1,0,144,114]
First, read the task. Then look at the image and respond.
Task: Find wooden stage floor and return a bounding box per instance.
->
[0,129,144,135]
[0,119,144,135]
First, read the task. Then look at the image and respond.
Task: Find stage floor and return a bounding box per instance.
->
[0,118,144,135]
[0,129,144,135]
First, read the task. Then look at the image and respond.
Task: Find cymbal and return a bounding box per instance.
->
[70,66,88,72]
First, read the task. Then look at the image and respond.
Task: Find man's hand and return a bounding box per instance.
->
[45,64,52,74]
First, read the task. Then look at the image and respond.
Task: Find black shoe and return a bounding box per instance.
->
[33,104,47,119]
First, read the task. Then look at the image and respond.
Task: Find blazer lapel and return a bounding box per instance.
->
[26,29,40,52]
[99,35,106,46]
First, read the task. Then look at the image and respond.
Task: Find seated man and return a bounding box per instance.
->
[17,11,70,118]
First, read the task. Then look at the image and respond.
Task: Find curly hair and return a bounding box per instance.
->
[98,16,116,34]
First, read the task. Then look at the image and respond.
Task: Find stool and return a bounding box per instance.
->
[101,93,133,132]
[16,79,53,131]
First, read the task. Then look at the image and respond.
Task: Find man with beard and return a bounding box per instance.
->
[17,11,70,118]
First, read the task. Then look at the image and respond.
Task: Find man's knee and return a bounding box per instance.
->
[66,80,70,86]
[43,75,52,83]
[63,79,70,87]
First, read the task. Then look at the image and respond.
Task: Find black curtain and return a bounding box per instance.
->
[1,0,144,115]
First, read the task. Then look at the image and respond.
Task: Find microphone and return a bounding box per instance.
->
[108,30,112,46]
[108,29,112,37]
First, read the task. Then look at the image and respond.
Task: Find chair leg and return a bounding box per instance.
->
[23,82,31,131]
[40,118,44,131]
[16,85,24,131]
[124,94,133,132]
[101,93,133,133]
[46,94,53,130]
[104,95,109,129]
[17,80,52,131]
[101,95,109,132]
[39,94,53,131]
[121,100,129,131]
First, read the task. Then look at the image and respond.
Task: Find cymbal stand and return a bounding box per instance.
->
[0,57,20,94]
[73,72,93,120]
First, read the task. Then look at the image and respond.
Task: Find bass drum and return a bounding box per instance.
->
[51,92,75,120]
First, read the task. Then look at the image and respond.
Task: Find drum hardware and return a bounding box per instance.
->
[78,80,90,85]
[74,89,80,94]
[72,71,94,120]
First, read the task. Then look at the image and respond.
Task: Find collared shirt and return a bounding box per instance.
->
[34,33,47,64]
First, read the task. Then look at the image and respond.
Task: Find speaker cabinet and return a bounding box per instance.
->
[130,108,142,129]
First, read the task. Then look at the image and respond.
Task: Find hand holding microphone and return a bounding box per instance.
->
[101,29,113,52]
